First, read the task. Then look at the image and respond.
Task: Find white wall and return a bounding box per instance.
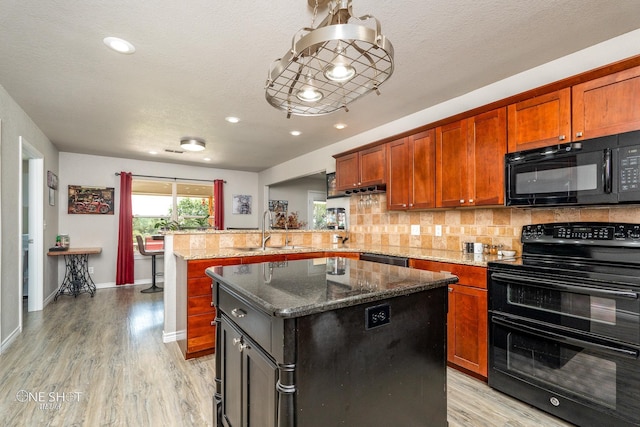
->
[1,84,59,349]
[58,152,259,286]
[258,29,640,203]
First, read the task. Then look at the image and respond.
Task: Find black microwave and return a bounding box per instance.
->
[505,131,640,207]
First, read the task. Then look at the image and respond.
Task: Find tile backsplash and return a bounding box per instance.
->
[348,194,640,254]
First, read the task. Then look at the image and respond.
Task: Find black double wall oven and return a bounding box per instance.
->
[488,222,640,427]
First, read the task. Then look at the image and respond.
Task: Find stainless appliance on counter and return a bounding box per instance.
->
[488,222,640,427]
[505,130,640,207]
[325,207,346,229]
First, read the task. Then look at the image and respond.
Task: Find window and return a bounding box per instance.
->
[132,180,214,249]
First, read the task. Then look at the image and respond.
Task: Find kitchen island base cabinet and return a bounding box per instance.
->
[211,263,450,427]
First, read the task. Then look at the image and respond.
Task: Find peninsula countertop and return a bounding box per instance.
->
[205,257,458,318]
[174,243,508,267]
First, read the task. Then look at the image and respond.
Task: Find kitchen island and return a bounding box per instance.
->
[206,256,458,427]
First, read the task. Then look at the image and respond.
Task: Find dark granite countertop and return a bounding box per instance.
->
[206,257,458,318]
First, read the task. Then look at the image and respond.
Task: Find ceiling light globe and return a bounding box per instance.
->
[180,137,206,152]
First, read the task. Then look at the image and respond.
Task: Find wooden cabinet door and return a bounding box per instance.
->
[447,284,488,378]
[468,107,507,206]
[386,137,411,210]
[358,145,386,186]
[436,119,469,207]
[221,315,277,427]
[573,65,640,140]
[335,152,359,190]
[410,129,436,209]
[243,335,278,426]
[507,88,571,152]
[220,317,242,427]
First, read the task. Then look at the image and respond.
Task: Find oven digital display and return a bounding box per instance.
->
[553,226,614,240]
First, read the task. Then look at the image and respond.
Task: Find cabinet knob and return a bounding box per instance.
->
[459,199,465,204]
[469,199,473,203]
[448,287,453,292]
[558,135,566,141]
[231,308,247,318]
[402,204,407,207]
[576,131,583,138]
[233,337,242,346]
[408,203,413,207]
[210,320,215,326]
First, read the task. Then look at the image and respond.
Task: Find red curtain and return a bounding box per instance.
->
[213,179,224,230]
[116,172,134,285]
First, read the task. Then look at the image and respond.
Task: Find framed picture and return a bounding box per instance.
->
[326,172,346,199]
[47,171,58,189]
[232,194,252,214]
[68,185,115,214]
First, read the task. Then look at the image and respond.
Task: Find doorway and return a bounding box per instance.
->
[307,190,327,230]
[20,137,44,315]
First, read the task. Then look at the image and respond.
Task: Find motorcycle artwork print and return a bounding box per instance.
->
[68,185,114,215]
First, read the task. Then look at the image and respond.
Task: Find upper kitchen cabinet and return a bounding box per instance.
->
[469,108,507,206]
[436,119,469,208]
[573,65,640,140]
[386,130,436,210]
[436,108,507,208]
[507,88,571,152]
[334,144,386,191]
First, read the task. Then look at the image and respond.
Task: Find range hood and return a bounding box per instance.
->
[344,184,386,195]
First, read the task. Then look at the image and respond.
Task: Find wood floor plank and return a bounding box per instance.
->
[0,286,574,426]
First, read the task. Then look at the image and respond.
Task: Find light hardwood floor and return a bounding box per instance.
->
[0,286,573,426]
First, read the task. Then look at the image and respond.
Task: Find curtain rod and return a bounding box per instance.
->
[115,172,225,183]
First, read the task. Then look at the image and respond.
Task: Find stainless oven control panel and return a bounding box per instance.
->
[522,222,640,244]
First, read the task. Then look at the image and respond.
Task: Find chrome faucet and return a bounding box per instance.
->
[262,210,272,249]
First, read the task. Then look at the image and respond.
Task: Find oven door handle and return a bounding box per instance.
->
[491,272,639,300]
[492,315,640,359]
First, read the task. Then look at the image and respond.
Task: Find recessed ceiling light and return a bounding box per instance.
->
[180,137,206,152]
[149,150,158,155]
[203,157,211,161]
[290,131,301,136]
[225,116,240,123]
[103,37,136,54]
[334,123,347,130]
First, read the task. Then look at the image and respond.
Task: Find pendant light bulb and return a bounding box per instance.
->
[324,43,356,83]
[296,73,323,102]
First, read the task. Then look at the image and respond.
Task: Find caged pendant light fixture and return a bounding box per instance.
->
[265,0,394,118]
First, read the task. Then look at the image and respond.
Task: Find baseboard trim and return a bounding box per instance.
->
[94,279,164,290]
[163,329,186,343]
[1,324,22,354]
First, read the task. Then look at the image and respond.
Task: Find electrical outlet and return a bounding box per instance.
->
[366,303,390,329]
[435,225,442,236]
[410,224,420,236]
[88,267,94,274]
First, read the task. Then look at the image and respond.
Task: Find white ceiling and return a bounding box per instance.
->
[1,1,640,172]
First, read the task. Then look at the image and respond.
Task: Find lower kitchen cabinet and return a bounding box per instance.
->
[220,316,277,426]
[410,259,488,379]
[180,257,242,359]
[447,283,488,378]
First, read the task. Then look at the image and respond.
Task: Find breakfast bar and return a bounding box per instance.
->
[207,256,458,427]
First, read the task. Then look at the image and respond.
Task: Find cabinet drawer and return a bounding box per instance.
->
[187,313,216,351]
[219,288,271,352]
[410,259,487,289]
[188,276,213,297]
[188,295,215,315]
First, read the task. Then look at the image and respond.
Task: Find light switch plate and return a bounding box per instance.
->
[411,224,420,236]
[435,225,442,236]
